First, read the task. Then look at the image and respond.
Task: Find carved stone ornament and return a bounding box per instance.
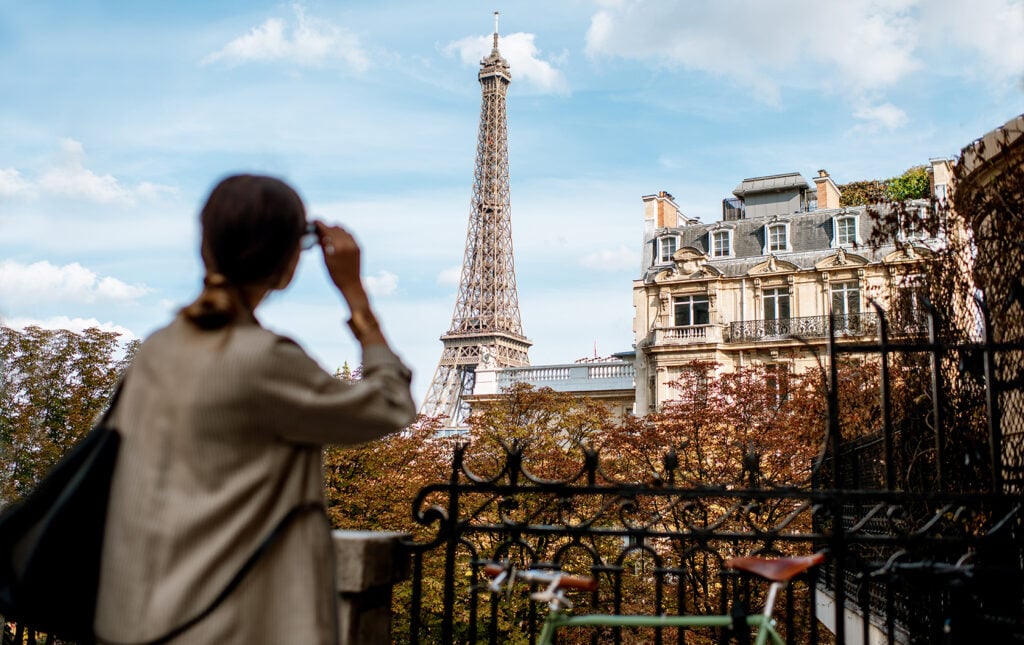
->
[672,246,709,276]
[882,243,932,264]
[749,255,799,275]
[654,269,676,282]
[814,250,869,270]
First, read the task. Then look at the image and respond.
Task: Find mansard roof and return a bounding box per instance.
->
[675,207,873,257]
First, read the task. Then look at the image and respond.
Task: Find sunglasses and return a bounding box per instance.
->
[300,222,318,251]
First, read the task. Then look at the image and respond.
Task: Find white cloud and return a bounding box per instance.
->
[853,102,909,131]
[585,1,921,104]
[364,270,398,297]
[136,181,179,200]
[919,0,1024,83]
[203,4,369,72]
[0,168,31,198]
[0,315,137,340]
[0,260,151,305]
[445,32,568,94]
[5,139,176,205]
[583,0,1024,116]
[37,138,132,204]
[436,266,462,286]
[579,245,637,271]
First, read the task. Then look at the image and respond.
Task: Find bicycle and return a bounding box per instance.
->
[484,552,825,645]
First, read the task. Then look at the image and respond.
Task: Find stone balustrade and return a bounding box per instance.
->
[653,324,724,344]
[494,361,635,393]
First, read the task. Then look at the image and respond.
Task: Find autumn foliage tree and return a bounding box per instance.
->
[319,361,890,642]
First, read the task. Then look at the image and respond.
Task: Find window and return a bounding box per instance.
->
[835,216,857,246]
[767,223,787,252]
[673,295,710,327]
[831,282,860,316]
[762,288,791,321]
[894,284,927,333]
[896,207,931,241]
[712,230,731,257]
[658,236,678,263]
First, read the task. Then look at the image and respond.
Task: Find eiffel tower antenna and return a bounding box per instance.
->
[420,13,531,430]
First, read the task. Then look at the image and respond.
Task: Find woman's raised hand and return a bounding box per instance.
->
[314,221,363,297]
[313,220,386,346]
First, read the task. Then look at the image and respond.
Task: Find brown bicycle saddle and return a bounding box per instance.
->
[724,553,826,582]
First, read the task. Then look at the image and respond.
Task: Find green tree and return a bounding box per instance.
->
[0,326,136,505]
[886,165,930,202]
[840,166,931,207]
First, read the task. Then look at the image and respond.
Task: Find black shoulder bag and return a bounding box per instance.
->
[0,382,124,642]
[0,383,324,644]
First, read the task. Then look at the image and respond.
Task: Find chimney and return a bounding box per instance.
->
[813,169,841,210]
[929,158,953,201]
[642,191,680,228]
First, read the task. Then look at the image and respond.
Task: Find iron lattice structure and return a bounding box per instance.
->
[420,15,531,429]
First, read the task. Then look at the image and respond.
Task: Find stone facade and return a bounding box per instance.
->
[633,171,943,413]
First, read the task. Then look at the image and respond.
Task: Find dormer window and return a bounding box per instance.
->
[833,214,858,247]
[711,230,732,258]
[896,207,930,242]
[763,221,790,254]
[658,236,678,263]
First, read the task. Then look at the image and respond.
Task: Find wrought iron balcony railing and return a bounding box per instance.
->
[728,313,880,343]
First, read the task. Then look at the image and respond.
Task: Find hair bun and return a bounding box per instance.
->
[183,272,238,330]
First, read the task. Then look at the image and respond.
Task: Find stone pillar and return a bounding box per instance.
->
[333,530,410,645]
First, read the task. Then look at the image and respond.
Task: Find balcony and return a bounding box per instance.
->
[727,313,881,343]
[653,324,725,345]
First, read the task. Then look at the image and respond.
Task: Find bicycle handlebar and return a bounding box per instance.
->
[484,563,599,592]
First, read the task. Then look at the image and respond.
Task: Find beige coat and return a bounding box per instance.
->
[94,313,416,644]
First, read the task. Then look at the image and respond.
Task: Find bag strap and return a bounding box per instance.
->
[102,501,326,645]
[97,379,125,428]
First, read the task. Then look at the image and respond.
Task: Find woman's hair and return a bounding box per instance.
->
[182,174,306,330]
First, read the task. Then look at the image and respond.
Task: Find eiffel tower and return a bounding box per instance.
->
[420,12,531,429]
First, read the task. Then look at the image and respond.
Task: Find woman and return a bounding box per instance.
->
[94,174,416,644]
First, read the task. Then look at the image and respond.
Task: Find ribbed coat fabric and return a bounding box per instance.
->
[93,313,416,644]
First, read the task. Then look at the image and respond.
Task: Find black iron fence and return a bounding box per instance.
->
[400,307,1024,644]
[6,308,1021,644]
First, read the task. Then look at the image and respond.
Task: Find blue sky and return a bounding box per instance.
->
[1,0,1022,404]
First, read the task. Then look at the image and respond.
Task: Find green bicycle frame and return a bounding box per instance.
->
[538,611,783,645]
